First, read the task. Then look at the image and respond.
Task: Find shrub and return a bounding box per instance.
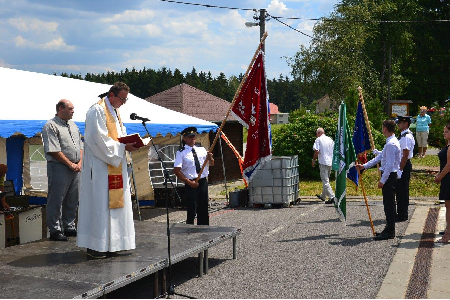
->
[272,112,385,179]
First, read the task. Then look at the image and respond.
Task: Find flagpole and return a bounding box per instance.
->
[194,32,269,183]
[357,86,375,150]
[357,86,377,236]
[357,168,376,236]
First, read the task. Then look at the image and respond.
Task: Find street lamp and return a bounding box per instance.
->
[245,9,267,53]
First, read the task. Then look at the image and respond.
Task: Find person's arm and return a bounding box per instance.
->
[76,149,83,170]
[174,167,199,188]
[312,150,319,167]
[435,147,450,183]
[378,144,397,185]
[49,151,80,172]
[362,150,383,170]
[400,149,409,171]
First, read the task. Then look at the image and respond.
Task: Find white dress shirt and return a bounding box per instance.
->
[363,134,401,184]
[313,134,335,166]
[174,144,209,180]
[399,129,415,160]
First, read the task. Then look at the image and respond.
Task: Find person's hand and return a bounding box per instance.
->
[355,163,364,171]
[70,162,80,172]
[188,180,199,189]
[435,174,441,183]
[311,159,316,168]
[125,142,138,152]
[207,152,213,161]
[378,181,384,188]
[1,199,10,211]
[76,161,82,172]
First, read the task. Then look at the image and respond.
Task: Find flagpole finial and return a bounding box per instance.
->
[357,86,362,92]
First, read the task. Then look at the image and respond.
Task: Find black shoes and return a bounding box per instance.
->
[49,231,68,241]
[374,229,395,241]
[87,249,108,259]
[64,228,77,237]
[395,214,408,222]
[315,194,325,201]
[325,197,336,204]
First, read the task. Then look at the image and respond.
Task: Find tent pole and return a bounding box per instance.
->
[218,135,229,205]
[129,153,142,221]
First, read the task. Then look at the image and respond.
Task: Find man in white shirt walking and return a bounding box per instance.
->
[356,120,401,240]
[312,128,336,204]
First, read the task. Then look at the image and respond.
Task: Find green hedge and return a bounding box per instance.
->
[272,113,385,179]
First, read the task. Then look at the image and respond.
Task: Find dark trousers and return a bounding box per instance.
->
[185,178,209,225]
[382,172,397,232]
[396,160,412,218]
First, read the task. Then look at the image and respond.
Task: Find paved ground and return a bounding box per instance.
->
[110,188,448,299]
[110,147,447,299]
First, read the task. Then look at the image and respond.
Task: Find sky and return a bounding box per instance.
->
[0,0,340,80]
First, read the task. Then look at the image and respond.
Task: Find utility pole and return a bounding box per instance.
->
[260,9,266,54]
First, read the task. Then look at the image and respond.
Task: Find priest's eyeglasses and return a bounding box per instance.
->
[117,95,128,103]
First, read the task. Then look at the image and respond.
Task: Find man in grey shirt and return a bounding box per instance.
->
[42,99,83,241]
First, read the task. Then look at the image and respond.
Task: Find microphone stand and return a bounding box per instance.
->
[137,120,195,299]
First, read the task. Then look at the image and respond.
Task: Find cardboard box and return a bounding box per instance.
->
[1,206,47,248]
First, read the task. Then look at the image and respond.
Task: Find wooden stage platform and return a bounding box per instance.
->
[0,221,241,298]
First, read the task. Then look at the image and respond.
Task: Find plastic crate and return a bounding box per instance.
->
[249,156,300,206]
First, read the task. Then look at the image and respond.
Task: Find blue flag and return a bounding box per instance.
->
[347,100,371,187]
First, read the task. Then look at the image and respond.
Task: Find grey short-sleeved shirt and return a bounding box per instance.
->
[42,116,83,163]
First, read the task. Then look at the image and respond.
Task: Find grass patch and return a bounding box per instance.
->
[411,153,439,168]
[300,168,440,198]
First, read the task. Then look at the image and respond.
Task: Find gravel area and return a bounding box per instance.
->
[111,200,413,299]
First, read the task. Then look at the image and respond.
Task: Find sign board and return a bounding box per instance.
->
[391,104,408,117]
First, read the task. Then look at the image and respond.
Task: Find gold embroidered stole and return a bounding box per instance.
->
[98,98,124,209]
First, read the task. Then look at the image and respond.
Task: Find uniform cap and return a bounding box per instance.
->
[181,126,198,137]
[396,116,411,125]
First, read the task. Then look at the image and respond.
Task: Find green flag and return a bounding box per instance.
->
[332,102,356,221]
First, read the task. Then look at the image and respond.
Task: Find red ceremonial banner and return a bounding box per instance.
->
[231,51,271,181]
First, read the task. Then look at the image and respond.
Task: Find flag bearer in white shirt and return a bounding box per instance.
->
[356,120,401,240]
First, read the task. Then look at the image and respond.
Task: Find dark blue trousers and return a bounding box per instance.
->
[185,178,209,225]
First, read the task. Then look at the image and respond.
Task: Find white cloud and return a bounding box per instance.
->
[9,18,58,32]
[267,0,288,16]
[163,19,208,35]
[101,9,156,24]
[297,20,315,32]
[14,35,76,51]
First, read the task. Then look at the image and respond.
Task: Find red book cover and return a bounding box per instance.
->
[117,133,145,148]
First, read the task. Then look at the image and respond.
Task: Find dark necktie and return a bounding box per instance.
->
[192,148,201,173]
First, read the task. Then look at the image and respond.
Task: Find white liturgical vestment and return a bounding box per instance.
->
[76,97,135,252]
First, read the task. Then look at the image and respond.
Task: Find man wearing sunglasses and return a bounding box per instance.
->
[77,82,139,259]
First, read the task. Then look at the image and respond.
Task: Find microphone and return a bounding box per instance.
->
[130,113,150,122]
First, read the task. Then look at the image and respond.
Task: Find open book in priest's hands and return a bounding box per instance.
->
[117,133,151,148]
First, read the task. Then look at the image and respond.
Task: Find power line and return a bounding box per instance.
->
[158,0,254,11]
[271,15,450,23]
[268,14,314,39]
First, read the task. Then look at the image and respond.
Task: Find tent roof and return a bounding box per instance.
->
[0,67,218,138]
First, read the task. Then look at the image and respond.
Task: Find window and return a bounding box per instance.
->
[29,144,48,191]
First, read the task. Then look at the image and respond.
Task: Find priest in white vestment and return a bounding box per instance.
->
[77,82,139,259]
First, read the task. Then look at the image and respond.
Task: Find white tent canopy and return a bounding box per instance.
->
[0,67,218,138]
